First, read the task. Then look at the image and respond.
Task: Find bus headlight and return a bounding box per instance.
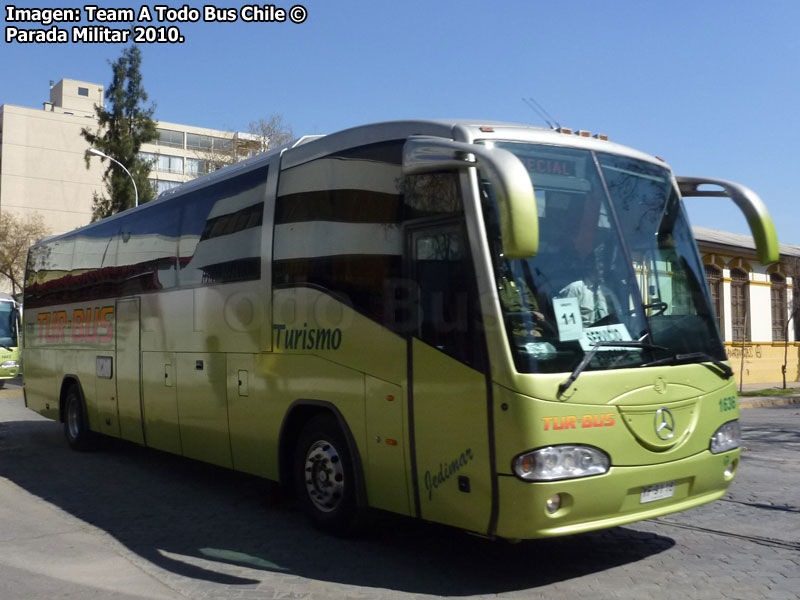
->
[710,420,740,454]
[1,360,19,369]
[513,445,610,481]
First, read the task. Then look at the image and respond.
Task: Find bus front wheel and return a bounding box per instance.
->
[64,385,95,451]
[294,414,361,535]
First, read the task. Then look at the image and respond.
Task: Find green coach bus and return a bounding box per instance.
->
[22,120,777,539]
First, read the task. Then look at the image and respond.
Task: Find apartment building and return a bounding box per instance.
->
[0,77,256,233]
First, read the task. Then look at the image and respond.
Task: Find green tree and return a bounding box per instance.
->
[81,45,157,220]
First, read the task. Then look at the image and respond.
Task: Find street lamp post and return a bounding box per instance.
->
[88,147,139,208]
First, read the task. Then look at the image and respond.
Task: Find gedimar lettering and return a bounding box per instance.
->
[424,449,474,500]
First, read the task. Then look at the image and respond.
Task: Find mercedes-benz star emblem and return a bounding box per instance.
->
[654,407,675,440]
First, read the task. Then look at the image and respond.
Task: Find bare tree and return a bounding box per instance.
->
[0,212,49,295]
[190,113,294,174]
[248,114,294,153]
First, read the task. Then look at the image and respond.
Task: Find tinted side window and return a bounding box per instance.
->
[273,141,404,326]
[24,165,268,308]
[411,221,485,369]
[115,201,180,295]
[177,165,267,286]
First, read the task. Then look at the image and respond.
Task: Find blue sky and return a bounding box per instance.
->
[3,0,799,243]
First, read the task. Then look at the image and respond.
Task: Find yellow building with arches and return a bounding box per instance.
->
[695,227,800,386]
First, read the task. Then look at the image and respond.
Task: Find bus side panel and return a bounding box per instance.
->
[141,351,181,454]
[269,287,409,510]
[364,376,411,516]
[116,298,144,444]
[21,348,57,420]
[176,351,231,468]
[227,353,367,483]
[141,286,263,355]
[94,354,120,438]
[226,353,266,477]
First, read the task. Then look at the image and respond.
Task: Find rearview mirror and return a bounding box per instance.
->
[403,137,538,258]
[677,176,779,265]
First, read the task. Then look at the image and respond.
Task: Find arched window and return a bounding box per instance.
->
[704,264,723,336]
[771,273,787,342]
[730,268,749,342]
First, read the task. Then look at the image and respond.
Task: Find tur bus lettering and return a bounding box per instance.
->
[37,307,113,343]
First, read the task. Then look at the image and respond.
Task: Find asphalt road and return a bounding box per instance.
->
[0,378,798,600]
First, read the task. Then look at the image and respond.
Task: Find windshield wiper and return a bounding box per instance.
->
[558,341,666,398]
[640,352,733,379]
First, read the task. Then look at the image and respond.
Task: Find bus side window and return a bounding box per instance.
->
[177,166,267,286]
[411,223,485,371]
[115,202,180,293]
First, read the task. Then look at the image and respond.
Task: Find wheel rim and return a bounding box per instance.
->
[67,398,80,440]
[303,439,345,513]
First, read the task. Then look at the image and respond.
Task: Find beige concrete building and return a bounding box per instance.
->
[0,77,257,234]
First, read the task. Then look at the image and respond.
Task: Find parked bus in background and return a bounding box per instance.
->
[0,293,21,387]
[22,120,778,539]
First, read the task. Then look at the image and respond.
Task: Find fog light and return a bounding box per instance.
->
[724,458,738,479]
[546,494,561,514]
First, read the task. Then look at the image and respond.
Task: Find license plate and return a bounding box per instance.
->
[640,480,675,503]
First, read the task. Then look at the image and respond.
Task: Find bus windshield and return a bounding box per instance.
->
[480,141,724,375]
[0,301,18,348]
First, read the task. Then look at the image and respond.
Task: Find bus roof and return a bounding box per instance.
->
[31,119,667,248]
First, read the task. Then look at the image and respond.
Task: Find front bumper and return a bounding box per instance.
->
[494,448,739,539]
[0,366,19,380]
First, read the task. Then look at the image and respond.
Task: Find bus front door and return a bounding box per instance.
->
[408,221,495,535]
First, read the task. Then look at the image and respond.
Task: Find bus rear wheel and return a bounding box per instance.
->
[294,414,361,535]
[64,385,96,451]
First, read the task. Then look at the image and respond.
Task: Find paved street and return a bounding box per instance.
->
[0,379,798,600]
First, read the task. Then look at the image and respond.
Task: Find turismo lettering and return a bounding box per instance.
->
[273,323,342,350]
[542,413,616,430]
[37,306,114,343]
[424,448,474,500]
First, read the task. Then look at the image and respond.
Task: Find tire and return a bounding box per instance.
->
[63,385,96,451]
[0,380,5,389]
[294,413,362,535]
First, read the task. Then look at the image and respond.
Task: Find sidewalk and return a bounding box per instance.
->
[736,379,800,408]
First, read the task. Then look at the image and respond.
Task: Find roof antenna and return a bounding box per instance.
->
[523,97,560,130]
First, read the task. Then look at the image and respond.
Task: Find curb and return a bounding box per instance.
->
[738,396,800,409]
